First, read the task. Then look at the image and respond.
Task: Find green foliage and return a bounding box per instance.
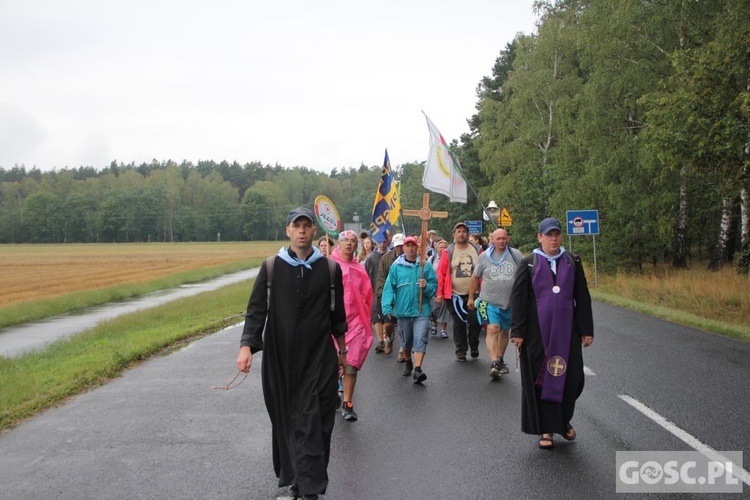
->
[465,0,750,270]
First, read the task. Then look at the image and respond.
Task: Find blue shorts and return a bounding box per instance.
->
[475,299,511,330]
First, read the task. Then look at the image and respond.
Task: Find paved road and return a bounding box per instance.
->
[1,301,748,498]
[0,268,259,358]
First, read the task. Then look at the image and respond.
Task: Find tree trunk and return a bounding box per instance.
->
[708,195,734,271]
[673,166,689,268]
[737,187,749,274]
[738,90,749,274]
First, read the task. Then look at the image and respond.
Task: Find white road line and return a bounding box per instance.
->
[584,365,596,376]
[619,394,750,487]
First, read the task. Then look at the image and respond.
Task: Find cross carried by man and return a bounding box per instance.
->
[403,193,448,311]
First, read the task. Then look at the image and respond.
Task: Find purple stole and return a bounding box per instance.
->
[531,252,575,403]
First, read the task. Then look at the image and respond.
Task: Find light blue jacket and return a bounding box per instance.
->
[381,255,437,318]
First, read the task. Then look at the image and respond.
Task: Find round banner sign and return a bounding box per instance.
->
[314,195,341,238]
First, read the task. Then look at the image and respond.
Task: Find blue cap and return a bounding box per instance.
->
[538,217,562,235]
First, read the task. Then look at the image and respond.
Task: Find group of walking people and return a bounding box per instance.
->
[236,207,594,498]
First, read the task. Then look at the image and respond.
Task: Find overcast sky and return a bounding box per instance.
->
[0,0,538,173]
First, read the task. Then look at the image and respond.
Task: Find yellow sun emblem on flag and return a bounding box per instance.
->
[435,145,451,178]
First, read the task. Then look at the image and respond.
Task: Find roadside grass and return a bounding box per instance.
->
[592,265,750,342]
[0,258,260,330]
[0,280,252,431]
[590,290,750,342]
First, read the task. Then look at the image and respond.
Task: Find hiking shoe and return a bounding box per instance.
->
[440,330,449,339]
[498,360,510,375]
[374,341,385,353]
[402,360,413,376]
[413,366,427,384]
[396,349,406,362]
[470,350,480,359]
[489,362,501,379]
[456,353,467,362]
[342,401,357,421]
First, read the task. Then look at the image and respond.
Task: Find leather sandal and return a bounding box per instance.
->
[563,424,576,441]
[538,434,554,449]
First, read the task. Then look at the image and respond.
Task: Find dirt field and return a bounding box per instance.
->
[0,242,280,307]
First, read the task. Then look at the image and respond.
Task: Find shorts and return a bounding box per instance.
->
[475,299,511,330]
[397,316,430,353]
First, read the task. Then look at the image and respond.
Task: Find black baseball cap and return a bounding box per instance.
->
[287,206,315,225]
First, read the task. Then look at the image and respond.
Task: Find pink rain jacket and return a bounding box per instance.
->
[331,247,374,370]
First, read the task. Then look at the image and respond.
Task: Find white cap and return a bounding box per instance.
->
[391,233,405,247]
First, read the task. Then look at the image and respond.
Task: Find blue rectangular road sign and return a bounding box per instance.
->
[566,210,600,235]
[464,220,483,235]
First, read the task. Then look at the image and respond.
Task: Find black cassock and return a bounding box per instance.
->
[509,254,594,436]
[241,250,347,495]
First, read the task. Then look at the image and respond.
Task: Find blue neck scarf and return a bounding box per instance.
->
[485,244,508,265]
[533,246,567,274]
[394,254,420,268]
[276,246,324,269]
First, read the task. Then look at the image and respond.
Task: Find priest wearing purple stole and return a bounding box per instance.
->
[509,217,594,450]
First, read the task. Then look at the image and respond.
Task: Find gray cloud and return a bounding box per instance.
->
[0,103,48,168]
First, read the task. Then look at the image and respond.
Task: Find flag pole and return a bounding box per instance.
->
[452,159,498,230]
[422,110,497,230]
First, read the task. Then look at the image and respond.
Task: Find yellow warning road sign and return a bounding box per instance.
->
[499,208,513,226]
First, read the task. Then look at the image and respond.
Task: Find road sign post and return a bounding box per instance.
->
[464,220,483,236]
[566,209,600,286]
[498,208,513,227]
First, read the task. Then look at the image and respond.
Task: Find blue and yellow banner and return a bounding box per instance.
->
[370,149,400,244]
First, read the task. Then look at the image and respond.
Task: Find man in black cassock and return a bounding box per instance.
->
[237,207,347,499]
[509,217,594,450]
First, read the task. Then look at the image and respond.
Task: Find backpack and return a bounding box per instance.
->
[265,255,338,311]
[444,242,521,269]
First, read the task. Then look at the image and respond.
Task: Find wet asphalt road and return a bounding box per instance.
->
[1,299,748,499]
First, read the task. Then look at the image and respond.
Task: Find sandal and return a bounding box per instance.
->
[563,424,576,441]
[538,434,554,449]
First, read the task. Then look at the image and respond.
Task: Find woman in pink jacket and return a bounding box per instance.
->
[331,230,374,422]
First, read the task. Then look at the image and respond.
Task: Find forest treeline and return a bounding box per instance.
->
[1,0,748,274]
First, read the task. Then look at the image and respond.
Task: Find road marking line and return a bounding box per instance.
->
[619,394,750,487]
[584,365,596,376]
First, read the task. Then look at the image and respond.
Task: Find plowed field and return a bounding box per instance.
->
[0,242,279,307]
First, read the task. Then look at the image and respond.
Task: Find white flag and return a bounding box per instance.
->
[422,113,468,203]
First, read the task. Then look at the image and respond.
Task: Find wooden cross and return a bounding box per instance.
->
[402,193,449,311]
